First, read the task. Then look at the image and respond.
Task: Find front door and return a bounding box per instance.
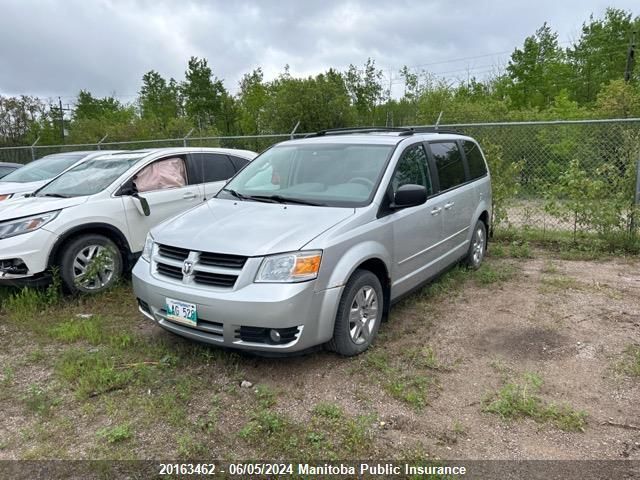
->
[388,143,445,298]
[123,155,203,252]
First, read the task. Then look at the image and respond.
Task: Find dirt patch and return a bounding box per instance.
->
[0,250,639,462]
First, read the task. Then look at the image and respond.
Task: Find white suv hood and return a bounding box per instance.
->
[0,196,87,221]
[0,180,47,197]
[153,198,355,257]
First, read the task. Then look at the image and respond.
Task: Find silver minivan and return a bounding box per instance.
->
[132,127,491,356]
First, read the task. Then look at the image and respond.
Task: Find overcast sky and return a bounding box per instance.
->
[1,0,637,102]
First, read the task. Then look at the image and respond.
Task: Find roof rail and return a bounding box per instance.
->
[408,126,460,135]
[305,126,412,138]
[304,126,459,138]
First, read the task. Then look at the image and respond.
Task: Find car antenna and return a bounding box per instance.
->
[434,111,443,131]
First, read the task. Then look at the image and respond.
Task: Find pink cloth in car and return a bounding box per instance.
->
[134,158,186,192]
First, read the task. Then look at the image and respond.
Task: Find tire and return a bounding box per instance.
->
[59,234,123,294]
[465,220,487,270]
[327,270,384,356]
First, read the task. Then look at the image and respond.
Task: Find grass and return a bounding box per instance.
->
[22,384,60,416]
[616,345,640,377]
[483,373,587,432]
[494,226,640,258]
[360,349,434,410]
[539,275,583,293]
[238,388,374,460]
[97,424,133,444]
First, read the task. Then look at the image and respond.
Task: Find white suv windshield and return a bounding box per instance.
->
[37,157,142,198]
[0,153,86,183]
[220,143,394,207]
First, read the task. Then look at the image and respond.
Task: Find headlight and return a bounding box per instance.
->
[0,210,60,240]
[255,250,322,283]
[141,233,154,262]
[0,194,13,201]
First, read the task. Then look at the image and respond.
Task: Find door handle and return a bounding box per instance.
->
[444,202,455,210]
[430,207,442,216]
[183,192,197,200]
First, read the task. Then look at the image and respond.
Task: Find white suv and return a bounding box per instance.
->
[0,147,256,292]
[0,151,122,202]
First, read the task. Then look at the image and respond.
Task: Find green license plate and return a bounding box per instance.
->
[165,298,197,326]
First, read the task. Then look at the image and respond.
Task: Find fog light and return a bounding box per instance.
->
[269,329,281,343]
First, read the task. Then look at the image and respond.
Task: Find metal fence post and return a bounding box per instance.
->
[97,134,108,150]
[183,128,194,147]
[290,120,301,139]
[30,136,40,161]
[633,154,640,233]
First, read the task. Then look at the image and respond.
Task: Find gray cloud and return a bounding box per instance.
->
[0,0,637,101]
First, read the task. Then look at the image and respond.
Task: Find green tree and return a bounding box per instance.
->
[139,71,181,127]
[505,23,571,109]
[0,95,47,146]
[181,57,228,132]
[344,58,385,124]
[567,8,640,104]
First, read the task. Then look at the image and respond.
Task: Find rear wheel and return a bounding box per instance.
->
[465,220,486,269]
[327,270,383,356]
[59,234,123,294]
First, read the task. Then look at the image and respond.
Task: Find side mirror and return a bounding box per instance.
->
[118,180,151,216]
[134,195,151,216]
[392,184,427,209]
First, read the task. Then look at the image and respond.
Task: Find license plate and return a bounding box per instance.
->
[165,298,197,326]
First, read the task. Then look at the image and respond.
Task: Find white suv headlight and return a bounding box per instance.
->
[141,233,154,262]
[0,210,60,240]
[0,194,14,201]
[255,250,322,283]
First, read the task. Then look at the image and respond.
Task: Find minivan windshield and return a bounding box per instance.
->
[219,143,394,207]
[0,153,87,183]
[36,156,142,198]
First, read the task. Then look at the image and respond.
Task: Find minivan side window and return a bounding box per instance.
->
[430,142,465,191]
[463,141,487,180]
[391,144,432,195]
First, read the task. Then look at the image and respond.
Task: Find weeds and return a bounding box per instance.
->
[97,424,133,444]
[22,384,60,416]
[483,372,587,432]
[362,350,434,409]
[616,345,640,377]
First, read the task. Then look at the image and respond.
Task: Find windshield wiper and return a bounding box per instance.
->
[221,188,248,201]
[246,195,327,206]
[40,193,71,198]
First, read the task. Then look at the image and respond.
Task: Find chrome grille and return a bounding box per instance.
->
[157,244,189,261]
[154,243,247,288]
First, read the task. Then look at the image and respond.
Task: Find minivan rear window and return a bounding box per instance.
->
[430,142,466,191]
[463,141,487,180]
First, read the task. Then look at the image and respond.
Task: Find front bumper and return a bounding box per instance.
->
[0,228,56,284]
[132,259,343,353]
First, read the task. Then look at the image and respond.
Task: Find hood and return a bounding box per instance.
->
[0,195,88,221]
[0,180,47,196]
[153,198,355,257]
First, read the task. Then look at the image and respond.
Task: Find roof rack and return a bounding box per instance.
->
[304,126,459,138]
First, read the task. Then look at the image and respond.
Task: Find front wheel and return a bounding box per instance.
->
[59,234,123,294]
[327,270,384,356]
[465,220,487,269]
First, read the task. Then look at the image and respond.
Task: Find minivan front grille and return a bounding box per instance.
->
[156,262,183,280]
[154,244,245,289]
[199,252,247,268]
[158,244,190,261]
[193,271,237,287]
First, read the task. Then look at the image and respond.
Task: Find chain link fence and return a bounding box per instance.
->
[1,119,639,242]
